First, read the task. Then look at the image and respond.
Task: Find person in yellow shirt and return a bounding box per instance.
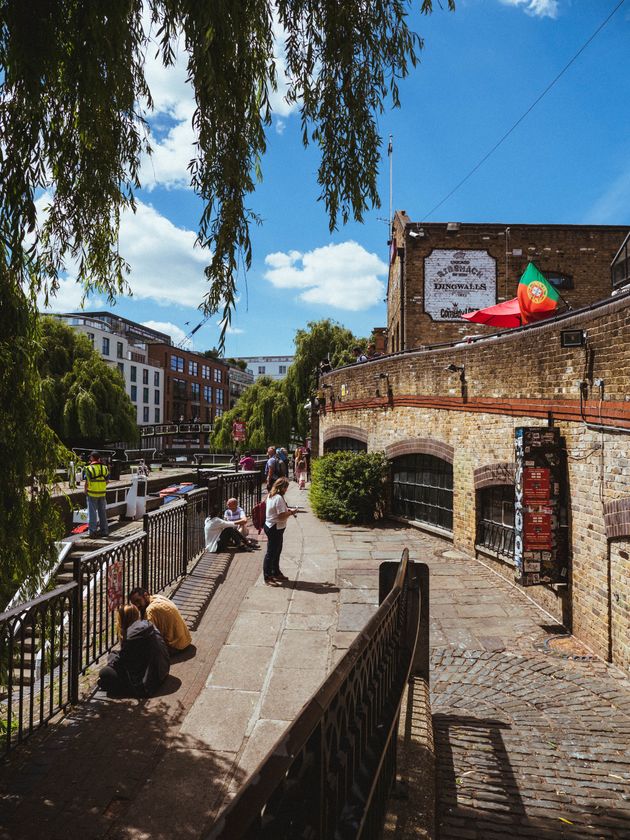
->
[128,588,192,653]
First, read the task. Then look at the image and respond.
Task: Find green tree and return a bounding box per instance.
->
[39,317,138,446]
[211,377,291,451]
[0,0,453,341]
[0,283,67,605]
[285,319,362,439]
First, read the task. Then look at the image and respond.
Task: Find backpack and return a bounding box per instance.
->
[251,500,267,533]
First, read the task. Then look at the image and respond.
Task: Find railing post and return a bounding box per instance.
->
[142,513,150,591]
[182,497,189,576]
[411,562,430,682]
[70,556,82,704]
[218,474,224,511]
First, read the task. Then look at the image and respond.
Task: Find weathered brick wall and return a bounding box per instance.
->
[320,294,630,670]
[387,213,628,350]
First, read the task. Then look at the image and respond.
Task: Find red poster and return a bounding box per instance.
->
[524,512,552,550]
[232,420,246,441]
[107,561,123,612]
[523,467,551,503]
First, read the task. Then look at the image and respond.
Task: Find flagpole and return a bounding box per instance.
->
[388,134,393,239]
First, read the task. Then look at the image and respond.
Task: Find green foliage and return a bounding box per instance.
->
[211,377,291,451]
[0,1,452,347]
[285,319,362,438]
[309,452,388,524]
[0,277,66,606]
[38,317,138,446]
[225,357,248,371]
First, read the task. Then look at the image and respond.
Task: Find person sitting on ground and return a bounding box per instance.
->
[204,510,257,553]
[98,604,170,697]
[239,451,256,471]
[129,588,192,653]
[223,497,249,538]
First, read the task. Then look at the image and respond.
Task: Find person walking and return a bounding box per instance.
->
[84,451,110,537]
[263,478,298,586]
[294,447,307,490]
[265,446,282,491]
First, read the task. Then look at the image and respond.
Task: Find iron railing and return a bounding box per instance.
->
[1,467,265,757]
[207,549,429,840]
[476,520,515,560]
[0,582,77,755]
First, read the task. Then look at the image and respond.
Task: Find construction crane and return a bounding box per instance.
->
[176,313,212,348]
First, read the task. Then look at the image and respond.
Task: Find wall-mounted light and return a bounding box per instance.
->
[560,329,586,348]
[445,364,464,374]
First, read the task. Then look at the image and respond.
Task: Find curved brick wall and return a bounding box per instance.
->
[318,292,630,671]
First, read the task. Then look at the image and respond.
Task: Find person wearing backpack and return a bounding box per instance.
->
[264,445,281,491]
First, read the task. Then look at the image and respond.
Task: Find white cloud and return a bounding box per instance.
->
[37,199,211,311]
[217,320,245,335]
[264,241,387,310]
[499,0,559,18]
[141,320,192,348]
[587,166,630,224]
[275,119,286,136]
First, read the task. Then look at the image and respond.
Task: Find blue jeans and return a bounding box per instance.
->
[87,495,109,536]
[263,524,284,578]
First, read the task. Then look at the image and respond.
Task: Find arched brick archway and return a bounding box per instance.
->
[385,437,454,464]
[473,462,516,490]
[323,425,368,444]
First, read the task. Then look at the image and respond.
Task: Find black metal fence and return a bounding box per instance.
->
[207,550,429,840]
[0,468,264,757]
[477,519,515,560]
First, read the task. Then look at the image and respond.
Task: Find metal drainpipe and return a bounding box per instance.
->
[400,238,405,351]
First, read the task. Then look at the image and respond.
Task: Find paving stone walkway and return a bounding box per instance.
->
[1,495,629,839]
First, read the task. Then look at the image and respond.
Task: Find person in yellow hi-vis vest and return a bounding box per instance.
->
[84,451,110,538]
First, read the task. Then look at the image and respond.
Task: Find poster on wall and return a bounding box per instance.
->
[424,249,496,321]
[514,426,568,587]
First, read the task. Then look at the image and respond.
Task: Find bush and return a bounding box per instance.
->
[309,451,388,524]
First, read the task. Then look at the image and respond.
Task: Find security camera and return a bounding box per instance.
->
[408,229,424,239]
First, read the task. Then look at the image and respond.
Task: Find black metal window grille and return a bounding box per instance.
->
[323,436,367,454]
[476,485,515,560]
[392,454,453,531]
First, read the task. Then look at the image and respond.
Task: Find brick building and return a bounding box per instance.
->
[387,212,628,351]
[144,345,229,451]
[319,290,630,673]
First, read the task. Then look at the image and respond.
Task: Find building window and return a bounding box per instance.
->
[142,387,149,403]
[476,486,515,561]
[279,365,287,374]
[612,235,630,289]
[131,385,137,402]
[258,366,265,375]
[154,371,160,387]
[117,341,123,359]
[117,362,125,376]
[214,368,222,383]
[202,364,210,379]
[191,382,200,400]
[215,389,224,406]
[170,354,184,372]
[87,332,94,345]
[545,272,574,290]
[130,365,137,382]
[188,360,198,376]
[215,407,223,418]
[154,408,160,423]
[203,385,212,403]
[173,378,186,400]
[143,406,150,423]
[154,389,160,405]
[142,369,149,384]
[324,437,367,454]
[391,454,453,532]
[102,337,110,355]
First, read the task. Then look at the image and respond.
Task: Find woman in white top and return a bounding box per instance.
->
[263,478,297,585]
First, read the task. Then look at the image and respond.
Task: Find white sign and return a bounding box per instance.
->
[424,249,496,321]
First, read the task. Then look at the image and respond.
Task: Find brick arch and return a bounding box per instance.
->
[604,498,630,539]
[474,462,516,490]
[323,425,368,445]
[384,438,454,464]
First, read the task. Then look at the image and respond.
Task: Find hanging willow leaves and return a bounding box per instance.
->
[0,0,453,345]
[211,377,292,451]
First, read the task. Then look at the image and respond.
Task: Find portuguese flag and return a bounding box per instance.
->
[517,262,561,324]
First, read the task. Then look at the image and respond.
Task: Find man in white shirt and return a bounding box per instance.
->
[204,512,256,553]
[224,497,248,537]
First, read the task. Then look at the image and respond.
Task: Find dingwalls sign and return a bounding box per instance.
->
[424,249,496,321]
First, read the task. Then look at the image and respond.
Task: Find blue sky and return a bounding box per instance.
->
[40,0,630,355]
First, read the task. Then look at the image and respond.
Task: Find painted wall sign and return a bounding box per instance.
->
[424,249,497,321]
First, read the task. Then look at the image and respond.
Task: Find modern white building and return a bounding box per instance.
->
[236,355,294,382]
[56,314,166,426]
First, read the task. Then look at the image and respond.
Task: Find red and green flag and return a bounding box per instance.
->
[517,262,561,324]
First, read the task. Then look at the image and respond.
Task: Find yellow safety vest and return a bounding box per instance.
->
[85,463,109,498]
